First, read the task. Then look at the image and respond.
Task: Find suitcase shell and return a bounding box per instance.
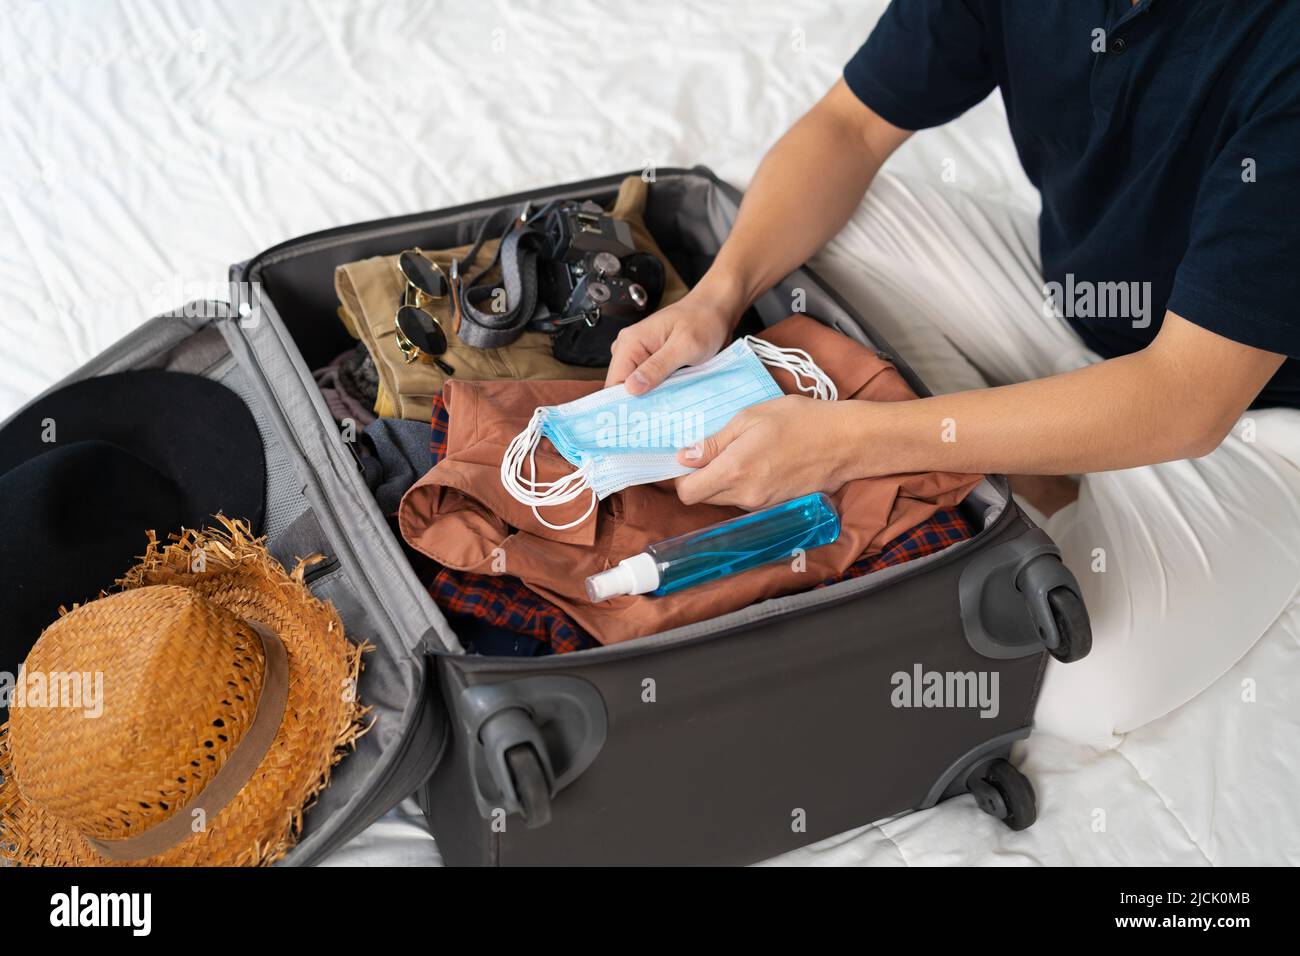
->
[5,167,1088,866]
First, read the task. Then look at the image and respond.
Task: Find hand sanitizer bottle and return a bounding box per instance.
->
[585,493,840,601]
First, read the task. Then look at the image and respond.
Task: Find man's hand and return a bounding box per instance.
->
[605,80,909,397]
[605,286,737,395]
[673,395,859,509]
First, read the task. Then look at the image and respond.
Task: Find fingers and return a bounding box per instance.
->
[674,464,727,507]
[622,331,700,395]
[607,296,731,392]
[674,457,764,508]
[676,411,746,469]
[605,329,654,388]
[675,414,750,505]
[623,353,671,395]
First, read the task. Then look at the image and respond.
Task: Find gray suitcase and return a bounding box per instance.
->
[7,167,1090,866]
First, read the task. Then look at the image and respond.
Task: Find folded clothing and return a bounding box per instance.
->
[333,176,688,421]
[360,417,435,516]
[400,315,984,646]
[408,394,975,656]
[822,505,973,585]
[431,510,973,656]
[394,519,598,656]
[432,569,598,655]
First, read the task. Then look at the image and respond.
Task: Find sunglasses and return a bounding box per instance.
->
[394,249,455,375]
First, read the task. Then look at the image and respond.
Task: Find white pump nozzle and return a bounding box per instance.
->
[584,552,660,602]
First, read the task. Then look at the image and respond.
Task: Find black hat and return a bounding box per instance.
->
[0,371,266,715]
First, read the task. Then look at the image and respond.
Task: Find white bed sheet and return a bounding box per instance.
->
[3,0,1294,867]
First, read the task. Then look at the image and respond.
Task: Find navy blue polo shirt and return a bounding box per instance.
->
[844,0,1300,408]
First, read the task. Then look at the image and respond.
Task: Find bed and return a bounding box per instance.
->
[3,0,1296,867]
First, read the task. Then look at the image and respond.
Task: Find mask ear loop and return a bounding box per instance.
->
[743,336,839,401]
[500,408,599,531]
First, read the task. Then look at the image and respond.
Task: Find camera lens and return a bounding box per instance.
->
[628,283,648,308]
[588,282,611,304]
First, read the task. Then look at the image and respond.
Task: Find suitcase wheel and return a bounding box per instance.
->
[970,758,1037,831]
[1045,587,1091,663]
[505,744,552,829]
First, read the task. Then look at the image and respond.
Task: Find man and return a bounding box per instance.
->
[607,0,1300,743]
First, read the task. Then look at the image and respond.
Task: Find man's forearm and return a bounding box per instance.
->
[838,350,1235,479]
[699,81,910,318]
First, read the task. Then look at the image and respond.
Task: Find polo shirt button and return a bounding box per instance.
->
[1111,37,1128,54]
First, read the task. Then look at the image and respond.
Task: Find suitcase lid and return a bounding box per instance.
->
[1,302,449,866]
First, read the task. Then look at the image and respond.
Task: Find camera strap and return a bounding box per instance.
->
[453,202,565,350]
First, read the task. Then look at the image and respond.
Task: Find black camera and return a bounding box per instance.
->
[537,201,665,325]
[453,197,669,365]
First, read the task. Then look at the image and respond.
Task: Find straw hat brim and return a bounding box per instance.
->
[0,517,369,867]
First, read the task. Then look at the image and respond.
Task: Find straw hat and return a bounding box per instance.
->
[0,517,368,867]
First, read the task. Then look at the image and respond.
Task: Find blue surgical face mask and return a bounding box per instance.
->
[501,336,837,530]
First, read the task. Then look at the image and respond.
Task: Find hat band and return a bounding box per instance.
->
[84,619,290,863]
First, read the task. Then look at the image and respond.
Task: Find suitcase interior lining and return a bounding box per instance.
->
[210,354,310,541]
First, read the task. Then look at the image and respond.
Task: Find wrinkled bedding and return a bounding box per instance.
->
[3,0,1295,867]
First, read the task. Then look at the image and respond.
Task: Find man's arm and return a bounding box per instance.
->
[605,80,911,393]
[855,312,1283,475]
[675,312,1284,509]
[702,79,912,320]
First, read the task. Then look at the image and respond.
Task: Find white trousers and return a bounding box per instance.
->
[813,173,1300,747]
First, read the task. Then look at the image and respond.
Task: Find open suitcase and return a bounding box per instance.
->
[8,167,1091,866]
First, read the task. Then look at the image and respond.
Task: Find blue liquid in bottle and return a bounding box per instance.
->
[651,492,840,595]
[585,493,841,601]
